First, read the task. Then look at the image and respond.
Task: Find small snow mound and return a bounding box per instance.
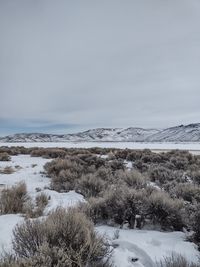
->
[43,189,85,214]
[112,240,154,267]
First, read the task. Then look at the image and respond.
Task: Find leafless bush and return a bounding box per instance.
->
[107,159,125,171]
[95,166,114,181]
[191,205,200,250]
[158,254,200,267]
[0,166,15,174]
[85,186,148,228]
[188,170,200,185]
[76,174,107,198]
[119,170,147,188]
[44,158,85,192]
[24,193,49,218]
[148,166,180,185]
[0,152,11,161]
[11,208,111,266]
[31,148,67,158]
[134,159,149,172]
[147,191,184,230]
[0,182,28,214]
[0,146,31,156]
[172,183,200,203]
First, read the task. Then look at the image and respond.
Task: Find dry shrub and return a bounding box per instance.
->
[85,186,147,228]
[134,159,149,172]
[81,183,185,230]
[0,146,31,156]
[188,170,200,185]
[24,193,49,218]
[0,182,27,214]
[170,156,189,170]
[31,148,66,159]
[0,255,19,267]
[0,166,15,174]
[45,156,109,193]
[76,174,107,198]
[147,191,184,230]
[45,158,85,192]
[36,192,49,209]
[172,183,200,203]
[158,254,200,267]
[0,152,11,161]
[95,166,114,181]
[76,153,106,169]
[119,170,147,188]
[11,208,111,266]
[192,205,200,250]
[107,159,125,171]
[149,166,176,184]
[112,149,130,160]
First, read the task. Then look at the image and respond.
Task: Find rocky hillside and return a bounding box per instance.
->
[0,124,200,142]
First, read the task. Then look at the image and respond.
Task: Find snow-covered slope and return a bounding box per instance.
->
[0,128,160,142]
[146,124,200,142]
[67,128,160,142]
[1,124,200,143]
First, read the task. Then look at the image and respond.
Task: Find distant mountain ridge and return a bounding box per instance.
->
[1,123,200,143]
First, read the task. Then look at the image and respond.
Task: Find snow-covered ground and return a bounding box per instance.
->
[0,154,199,266]
[97,226,199,266]
[1,142,200,154]
[0,214,23,254]
[0,155,85,254]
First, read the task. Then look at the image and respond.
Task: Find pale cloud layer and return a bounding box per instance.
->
[0,0,200,135]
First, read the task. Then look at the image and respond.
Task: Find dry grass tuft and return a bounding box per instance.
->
[0,166,15,174]
[24,193,49,218]
[0,152,11,161]
[158,254,200,267]
[0,182,28,214]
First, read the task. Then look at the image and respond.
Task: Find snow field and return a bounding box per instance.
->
[0,154,199,266]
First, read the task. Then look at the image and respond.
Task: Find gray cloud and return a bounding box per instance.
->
[0,0,200,134]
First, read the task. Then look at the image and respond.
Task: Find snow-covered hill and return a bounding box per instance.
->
[146,124,200,142]
[0,128,159,142]
[1,124,200,143]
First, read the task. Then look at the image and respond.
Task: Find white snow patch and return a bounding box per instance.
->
[0,214,23,253]
[43,189,85,214]
[147,182,162,191]
[124,160,133,170]
[99,154,109,159]
[96,226,199,266]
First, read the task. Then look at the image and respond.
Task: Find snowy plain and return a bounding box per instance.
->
[0,151,200,266]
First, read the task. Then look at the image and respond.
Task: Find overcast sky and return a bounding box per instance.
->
[1,0,200,135]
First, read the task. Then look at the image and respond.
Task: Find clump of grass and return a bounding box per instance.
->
[31,164,37,168]
[0,152,11,161]
[0,182,28,214]
[24,193,49,218]
[158,254,200,267]
[0,166,15,174]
